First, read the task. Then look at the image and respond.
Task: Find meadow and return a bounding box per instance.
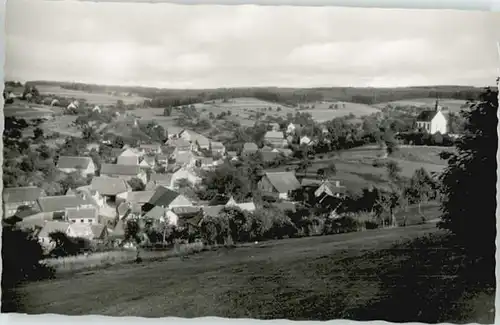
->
[37,85,149,106]
[5,223,493,323]
[373,98,468,113]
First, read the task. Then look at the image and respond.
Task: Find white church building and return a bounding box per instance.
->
[415,100,448,135]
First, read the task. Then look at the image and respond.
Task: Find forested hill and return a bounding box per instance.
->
[20,80,493,108]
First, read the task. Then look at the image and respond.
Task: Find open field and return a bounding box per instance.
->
[4,102,58,119]
[5,223,494,323]
[37,85,149,106]
[39,115,81,137]
[300,101,380,122]
[373,98,468,113]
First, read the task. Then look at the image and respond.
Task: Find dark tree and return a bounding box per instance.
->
[438,87,498,259]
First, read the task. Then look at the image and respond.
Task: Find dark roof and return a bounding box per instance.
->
[147,186,180,207]
[57,156,93,169]
[416,110,438,122]
[301,178,323,187]
[264,172,301,193]
[125,191,155,204]
[3,186,44,203]
[91,177,130,196]
[177,214,204,228]
[144,206,166,220]
[172,206,203,216]
[101,164,141,176]
[37,195,91,213]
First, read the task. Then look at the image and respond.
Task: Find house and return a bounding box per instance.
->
[145,173,173,190]
[195,157,215,170]
[3,186,46,218]
[157,154,169,166]
[37,221,71,250]
[92,105,101,113]
[100,164,147,184]
[90,176,131,201]
[143,186,193,213]
[171,206,204,228]
[270,123,280,131]
[65,206,99,224]
[173,150,196,167]
[314,180,347,199]
[278,148,293,157]
[415,99,448,134]
[286,123,298,134]
[117,155,139,166]
[258,172,301,200]
[166,138,192,152]
[178,130,211,151]
[227,151,238,159]
[57,156,96,176]
[242,142,259,157]
[118,148,142,160]
[72,186,106,208]
[264,131,286,148]
[36,195,94,220]
[202,205,226,218]
[170,167,201,188]
[300,136,313,146]
[139,143,162,155]
[210,141,226,156]
[225,196,256,212]
[67,223,96,240]
[116,190,155,206]
[139,156,156,170]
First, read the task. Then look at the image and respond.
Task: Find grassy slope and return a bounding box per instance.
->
[6,223,494,323]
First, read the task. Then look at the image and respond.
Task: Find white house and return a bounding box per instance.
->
[286,123,298,134]
[170,167,202,188]
[415,100,448,135]
[300,136,313,146]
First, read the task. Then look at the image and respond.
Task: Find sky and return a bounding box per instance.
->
[5,0,500,88]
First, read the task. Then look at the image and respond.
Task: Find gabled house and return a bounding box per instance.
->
[171,167,201,188]
[210,141,226,156]
[117,155,139,166]
[195,157,215,170]
[300,136,313,146]
[119,147,142,159]
[36,195,93,221]
[72,186,106,209]
[415,99,448,134]
[143,186,193,213]
[264,131,286,148]
[3,186,46,218]
[225,196,256,212]
[242,142,258,157]
[145,173,173,190]
[90,176,131,201]
[139,156,156,170]
[178,130,211,151]
[257,172,301,200]
[167,138,192,152]
[57,156,96,176]
[100,164,147,184]
[314,180,347,199]
[65,206,99,224]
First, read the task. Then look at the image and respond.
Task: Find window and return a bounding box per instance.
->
[88,219,93,223]
[71,220,76,223]
[80,219,84,223]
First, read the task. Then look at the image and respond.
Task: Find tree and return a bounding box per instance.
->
[164,107,172,117]
[438,87,498,259]
[33,127,44,141]
[407,168,434,214]
[128,177,145,191]
[386,161,401,183]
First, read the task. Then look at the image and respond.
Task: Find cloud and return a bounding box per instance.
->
[5,0,499,88]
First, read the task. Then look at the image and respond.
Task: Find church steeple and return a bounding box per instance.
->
[434,97,441,112]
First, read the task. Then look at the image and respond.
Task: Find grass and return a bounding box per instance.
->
[4,223,494,323]
[37,85,148,106]
[373,98,468,113]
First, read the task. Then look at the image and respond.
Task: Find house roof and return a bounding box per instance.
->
[243,142,258,152]
[110,220,125,238]
[144,206,166,220]
[65,207,98,220]
[175,151,195,164]
[171,206,203,216]
[140,144,161,150]
[198,157,214,165]
[37,195,90,213]
[301,178,323,187]
[126,191,155,204]
[264,172,301,193]
[100,164,141,176]
[38,221,71,238]
[150,173,173,185]
[117,156,139,166]
[144,156,156,165]
[3,186,44,203]
[91,224,107,239]
[323,181,347,194]
[416,110,438,122]
[227,151,237,157]
[177,214,204,228]
[91,177,130,196]
[167,138,191,148]
[57,156,93,169]
[68,223,94,239]
[202,205,225,217]
[211,141,225,149]
[147,186,180,207]
[264,131,284,140]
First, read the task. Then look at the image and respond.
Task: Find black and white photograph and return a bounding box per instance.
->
[2,0,499,323]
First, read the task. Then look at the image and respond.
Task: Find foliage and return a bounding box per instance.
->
[128,177,146,191]
[438,87,498,259]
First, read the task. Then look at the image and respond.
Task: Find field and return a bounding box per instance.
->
[37,85,149,106]
[5,223,494,323]
[39,115,81,137]
[373,98,468,113]
[300,101,380,122]
[4,102,59,119]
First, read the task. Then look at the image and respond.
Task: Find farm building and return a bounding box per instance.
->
[71,186,106,209]
[65,206,99,224]
[258,172,301,200]
[116,190,155,206]
[2,186,46,218]
[100,164,147,184]
[264,131,286,148]
[57,156,96,176]
[143,186,193,212]
[36,195,94,220]
[415,99,448,135]
[90,177,131,201]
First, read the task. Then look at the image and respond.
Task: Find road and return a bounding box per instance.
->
[7,224,443,318]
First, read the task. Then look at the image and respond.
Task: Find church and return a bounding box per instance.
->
[415,99,448,135]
